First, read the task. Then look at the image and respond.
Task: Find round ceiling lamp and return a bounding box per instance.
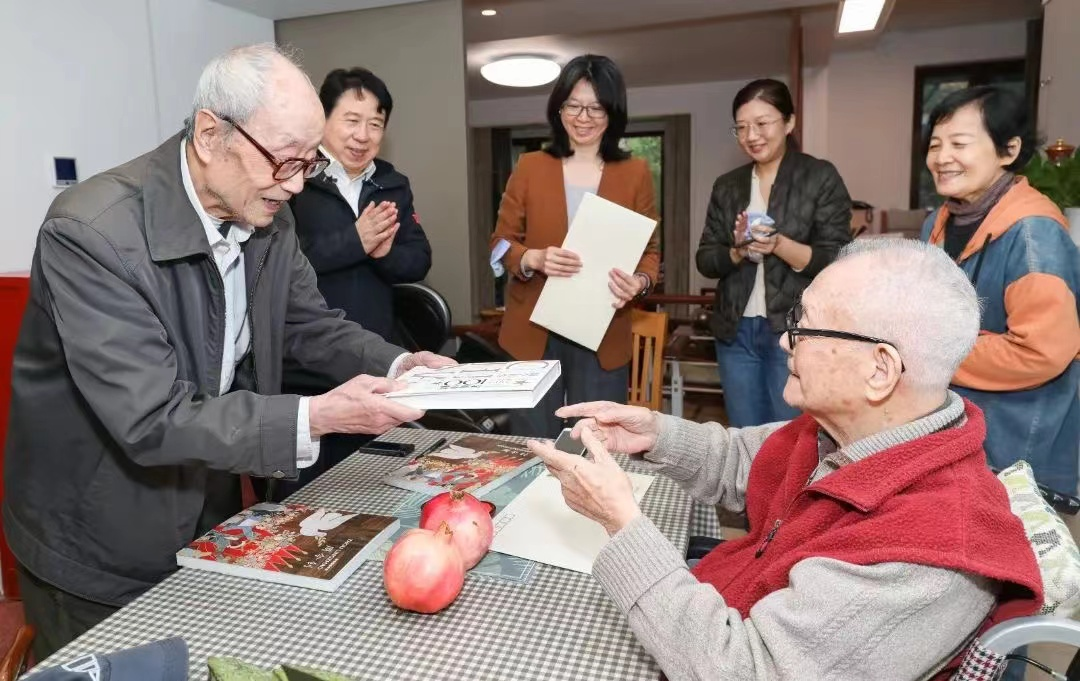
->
[480,56,560,88]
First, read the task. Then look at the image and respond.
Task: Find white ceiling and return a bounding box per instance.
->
[464,0,1041,100]
[211,0,425,20]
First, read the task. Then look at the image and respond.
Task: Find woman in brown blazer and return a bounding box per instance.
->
[490,54,661,437]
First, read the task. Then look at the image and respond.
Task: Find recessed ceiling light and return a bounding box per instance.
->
[481,8,497,16]
[481,56,561,88]
[837,0,888,33]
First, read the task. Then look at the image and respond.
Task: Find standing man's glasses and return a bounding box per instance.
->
[785,302,905,373]
[218,115,329,181]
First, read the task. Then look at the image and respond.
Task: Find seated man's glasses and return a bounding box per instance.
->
[218,115,330,181]
[785,303,905,373]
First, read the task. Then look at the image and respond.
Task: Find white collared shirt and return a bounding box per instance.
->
[320,146,376,217]
[180,141,319,468]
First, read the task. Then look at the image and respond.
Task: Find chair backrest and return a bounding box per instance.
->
[392,283,451,354]
[629,309,668,411]
[0,622,32,681]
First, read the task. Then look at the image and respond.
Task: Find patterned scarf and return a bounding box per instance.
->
[945,171,1016,227]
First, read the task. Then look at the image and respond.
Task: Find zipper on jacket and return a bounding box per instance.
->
[967,233,993,288]
[755,519,782,558]
[204,260,228,396]
[245,232,275,394]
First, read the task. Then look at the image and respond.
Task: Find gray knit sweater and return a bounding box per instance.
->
[591,391,997,681]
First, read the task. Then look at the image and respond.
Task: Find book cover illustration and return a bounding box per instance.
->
[383,435,542,497]
[372,463,544,586]
[388,360,556,397]
[177,503,397,590]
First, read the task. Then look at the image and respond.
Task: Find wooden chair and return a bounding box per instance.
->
[0,610,32,681]
[629,309,668,411]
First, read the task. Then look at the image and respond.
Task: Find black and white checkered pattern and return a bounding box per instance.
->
[951,639,1006,681]
[29,430,694,680]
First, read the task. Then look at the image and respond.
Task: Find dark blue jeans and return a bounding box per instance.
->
[714,316,800,427]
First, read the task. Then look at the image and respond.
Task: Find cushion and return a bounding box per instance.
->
[997,460,1080,618]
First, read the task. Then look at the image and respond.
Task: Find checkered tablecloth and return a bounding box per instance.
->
[29,429,694,680]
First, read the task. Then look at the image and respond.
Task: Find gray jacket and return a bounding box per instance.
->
[3,133,404,606]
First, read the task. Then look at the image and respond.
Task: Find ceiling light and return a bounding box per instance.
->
[481,56,561,88]
[481,8,497,16]
[837,0,888,33]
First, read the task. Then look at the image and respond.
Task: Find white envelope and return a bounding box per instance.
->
[529,193,656,351]
[489,469,654,574]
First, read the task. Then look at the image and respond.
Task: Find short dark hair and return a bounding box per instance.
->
[921,86,1036,172]
[319,67,394,123]
[544,54,630,163]
[732,78,799,151]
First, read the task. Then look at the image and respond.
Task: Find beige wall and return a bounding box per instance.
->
[277,0,474,324]
[1039,0,1080,148]
[821,21,1027,211]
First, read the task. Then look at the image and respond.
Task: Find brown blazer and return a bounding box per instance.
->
[490,151,661,370]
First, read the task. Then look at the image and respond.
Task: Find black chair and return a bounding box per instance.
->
[392,283,511,435]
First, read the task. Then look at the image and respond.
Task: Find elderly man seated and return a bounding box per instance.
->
[529,238,1043,681]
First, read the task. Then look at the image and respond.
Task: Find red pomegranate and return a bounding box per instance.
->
[420,491,495,569]
[383,523,465,614]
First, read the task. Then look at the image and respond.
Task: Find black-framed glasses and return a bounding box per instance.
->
[785,303,905,373]
[218,115,330,181]
[561,103,607,120]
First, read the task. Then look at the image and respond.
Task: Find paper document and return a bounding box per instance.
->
[488,469,654,574]
[529,193,656,350]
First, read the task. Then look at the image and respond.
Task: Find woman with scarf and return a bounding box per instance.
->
[920,85,1080,497]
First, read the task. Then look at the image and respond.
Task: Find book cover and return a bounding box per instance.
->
[382,434,542,498]
[384,360,560,410]
[176,503,399,592]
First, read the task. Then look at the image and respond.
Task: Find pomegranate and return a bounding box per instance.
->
[420,491,496,569]
[383,523,465,614]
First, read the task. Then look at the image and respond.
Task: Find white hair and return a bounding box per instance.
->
[183,43,305,140]
[833,238,980,390]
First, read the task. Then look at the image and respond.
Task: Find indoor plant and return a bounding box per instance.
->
[1020,144,1080,245]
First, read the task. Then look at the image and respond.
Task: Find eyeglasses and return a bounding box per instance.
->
[218,115,330,181]
[561,103,608,120]
[730,118,783,140]
[785,303,905,373]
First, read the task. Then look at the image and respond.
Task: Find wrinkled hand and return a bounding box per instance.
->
[356,201,399,255]
[608,269,646,309]
[393,351,458,378]
[556,401,659,455]
[527,427,641,536]
[309,374,424,438]
[523,247,582,277]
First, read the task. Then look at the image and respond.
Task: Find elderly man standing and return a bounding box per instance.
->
[3,43,451,661]
[530,239,1043,681]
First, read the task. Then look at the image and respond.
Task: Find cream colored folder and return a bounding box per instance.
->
[488,469,655,574]
[529,193,656,351]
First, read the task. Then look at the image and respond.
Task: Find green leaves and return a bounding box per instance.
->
[1019,153,1080,209]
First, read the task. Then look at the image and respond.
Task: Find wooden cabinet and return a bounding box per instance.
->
[0,273,30,597]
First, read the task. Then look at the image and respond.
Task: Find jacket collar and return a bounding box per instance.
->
[143,132,281,263]
[927,177,1068,262]
[803,399,987,512]
[306,155,406,197]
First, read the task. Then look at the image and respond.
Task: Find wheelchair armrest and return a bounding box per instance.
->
[687,535,724,561]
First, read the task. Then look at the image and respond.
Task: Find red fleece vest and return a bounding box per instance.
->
[691,402,1043,627]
